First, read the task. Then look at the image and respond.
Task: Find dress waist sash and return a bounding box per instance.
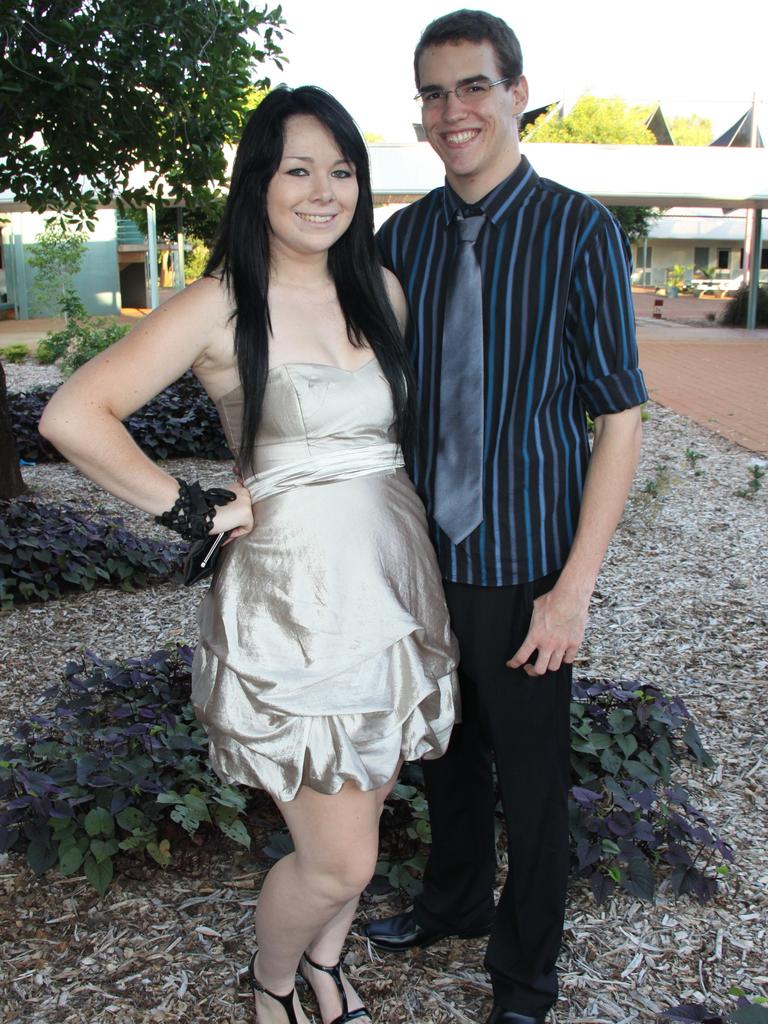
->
[244,442,404,502]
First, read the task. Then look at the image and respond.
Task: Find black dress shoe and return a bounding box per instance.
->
[485,1007,545,1024]
[363,909,492,952]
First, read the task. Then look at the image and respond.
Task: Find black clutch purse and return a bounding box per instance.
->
[183,530,231,586]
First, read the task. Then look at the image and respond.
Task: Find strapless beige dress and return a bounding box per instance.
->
[192,359,459,802]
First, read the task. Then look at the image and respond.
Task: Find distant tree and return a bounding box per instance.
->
[523,95,658,241]
[523,95,656,145]
[614,209,659,243]
[669,115,714,146]
[27,222,87,316]
[0,1,286,219]
[122,84,270,246]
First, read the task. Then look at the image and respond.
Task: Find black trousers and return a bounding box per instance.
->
[414,573,572,1018]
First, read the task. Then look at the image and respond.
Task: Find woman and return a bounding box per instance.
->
[40,86,458,1024]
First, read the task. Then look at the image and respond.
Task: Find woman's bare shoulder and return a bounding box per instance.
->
[165,273,232,317]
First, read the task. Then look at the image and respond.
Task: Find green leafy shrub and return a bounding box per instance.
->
[569,677,731,902]
[376,679,731,902]
[62,318,130,376]
[35,292,89,367]
[0,497,185,607]
[735,464,765,500]
[9,373,230,463]
[36,311,131,377]
[5,388,61,462]
[719,285,768,327]
[120,371,231,460]
[0,343,29,364]
[1,656,731,904]
[34,333,70,365]
[376,772,432,895]
[0,647,250,894]
[642,462,671,498]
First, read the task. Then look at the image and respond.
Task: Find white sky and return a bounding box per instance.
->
[266,0,767,142]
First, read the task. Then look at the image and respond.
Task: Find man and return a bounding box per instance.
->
[364,10,647,1024]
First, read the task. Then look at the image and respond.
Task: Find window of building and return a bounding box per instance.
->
[635,246,652,268]
[737,248,768,271]
[717,249,730,270]
[694,247,709,273]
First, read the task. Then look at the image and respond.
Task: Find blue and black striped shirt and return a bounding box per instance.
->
[378,156,648,587]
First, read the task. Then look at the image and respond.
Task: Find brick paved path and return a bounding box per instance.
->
[637,319,768,454]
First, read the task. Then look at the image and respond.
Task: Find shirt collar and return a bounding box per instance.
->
[441,155,539,227]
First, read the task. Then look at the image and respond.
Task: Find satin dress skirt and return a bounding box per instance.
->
[192,360,459,802]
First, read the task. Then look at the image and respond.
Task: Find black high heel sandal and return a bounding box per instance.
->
[246,951,300,1024]
[300,952,369,1024]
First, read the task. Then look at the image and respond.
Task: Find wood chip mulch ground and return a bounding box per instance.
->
[1,364,766,1023]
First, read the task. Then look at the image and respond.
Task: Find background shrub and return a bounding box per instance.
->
[34,294,131,376]
[377,678,732,902]
[9,373,230,463]
[59,318,131,376]
[567,677,731,902]
[0,344,29,364]
[5,388,60,462]
[34,335,69,366]
[1,648,732,903]
[719,285,768,327]
[0,647,249,894]
[123,371,231,460]
[0,497,185,607]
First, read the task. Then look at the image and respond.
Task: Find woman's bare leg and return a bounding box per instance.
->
[305,763,402,965]
[252,768,399,1023]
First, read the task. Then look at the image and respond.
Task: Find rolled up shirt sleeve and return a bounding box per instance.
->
[567,211,649,418]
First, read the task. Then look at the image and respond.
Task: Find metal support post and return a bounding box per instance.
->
[175,207,185,291]
[146,204,159,310]
[746,208,762,330]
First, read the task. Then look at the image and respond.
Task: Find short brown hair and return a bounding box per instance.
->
[414,9,523,89]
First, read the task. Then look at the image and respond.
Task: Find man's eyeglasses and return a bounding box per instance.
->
[414,77,512,109]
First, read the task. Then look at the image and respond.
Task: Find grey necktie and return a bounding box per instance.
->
[433,211,485,544]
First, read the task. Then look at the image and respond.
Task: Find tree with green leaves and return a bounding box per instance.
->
[0,0,286,219]
[523,95,656,146]
[0,0,286,498]
[27,222,87,316]
[523,95,659,240]
[669,114,714,146]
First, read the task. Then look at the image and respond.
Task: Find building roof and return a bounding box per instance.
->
[711,108,764,148]
[647,209,750,242]
[645,106,674,146]
[368,142,768,209]
[4,142,766,214]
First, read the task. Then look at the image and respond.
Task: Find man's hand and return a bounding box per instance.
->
[506,584,590,676]
[507,406,643,678]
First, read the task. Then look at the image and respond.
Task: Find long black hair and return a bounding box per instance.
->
[206,85,414,471]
